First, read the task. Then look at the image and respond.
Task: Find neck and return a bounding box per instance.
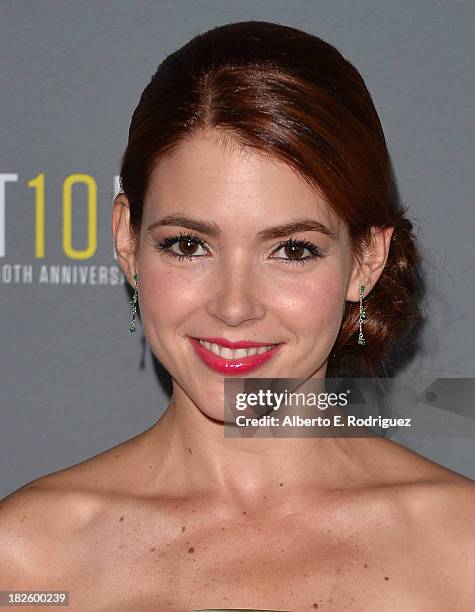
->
[135,382,380,511]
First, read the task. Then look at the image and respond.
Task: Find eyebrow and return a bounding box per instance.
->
[147,214,338,241]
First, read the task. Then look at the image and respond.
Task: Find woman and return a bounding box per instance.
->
[1,20,473,612]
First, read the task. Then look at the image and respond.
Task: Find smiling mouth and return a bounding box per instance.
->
[195,338,278,360]
[187,336,283,375]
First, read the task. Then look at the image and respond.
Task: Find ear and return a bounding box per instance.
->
[346,225,395,302]
[112,193,138,287]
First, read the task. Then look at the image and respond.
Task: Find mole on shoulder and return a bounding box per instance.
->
[384,576,389,580]
[188,447,192,454]
[119,516,124,522]
[182,525,186,532]
[279,482,283,486]
[242,511,246,515]
[150,547,156,552]
[188,546,195,553]
[363,563,368,568]
[312,604,319,609]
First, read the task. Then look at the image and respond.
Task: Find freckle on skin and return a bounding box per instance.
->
[119,516,124,522]
[242,511,246,515]
[188,448,192,454]
[182,526,186,532]
[312,605,319,609]
[363,563,368,568]
[188,546,195,553]
[115,454,119,458]
[279,482,283,486]
[150,547,155,552]
[384,576,389,580]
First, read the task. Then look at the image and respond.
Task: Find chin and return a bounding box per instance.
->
[199,408,229,425]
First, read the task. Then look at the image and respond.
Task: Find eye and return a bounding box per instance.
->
[153,232,209,261]
[153,233,323,266]
[271,237,323,266]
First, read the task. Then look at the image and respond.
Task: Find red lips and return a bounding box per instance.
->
[188,337,282,375]
[194,337,277,349]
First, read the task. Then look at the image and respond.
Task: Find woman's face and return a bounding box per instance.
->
[132,130,359,421]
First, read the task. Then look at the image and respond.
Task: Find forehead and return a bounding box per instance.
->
[144,130,342,233]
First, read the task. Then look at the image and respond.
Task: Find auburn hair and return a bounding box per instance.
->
[120,20,426,378]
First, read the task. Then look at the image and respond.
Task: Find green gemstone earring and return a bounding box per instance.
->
[358,283,367,346]
[129,272,138,333]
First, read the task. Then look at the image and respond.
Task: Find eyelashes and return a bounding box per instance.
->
[153,231,324,267]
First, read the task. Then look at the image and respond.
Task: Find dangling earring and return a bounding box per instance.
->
[358,283,367,346]
[129,272,138,333]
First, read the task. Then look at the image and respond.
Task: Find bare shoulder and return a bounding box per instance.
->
[380,438,475,534]
[0,476,101,586]
[379,442,475,605]
[0,437,139,586]
[413,471,475,549]
[408,469,475,540]
[415,476,475,605]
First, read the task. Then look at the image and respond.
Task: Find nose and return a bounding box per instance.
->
[204,257,266,327]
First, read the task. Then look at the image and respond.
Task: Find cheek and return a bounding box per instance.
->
[137,266,193,327]
[274,275,345,332]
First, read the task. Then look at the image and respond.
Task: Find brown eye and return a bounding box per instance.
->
[153,232,209,261]
[177,237,200,256]
[283,242,306,260]
[271,238,323,266]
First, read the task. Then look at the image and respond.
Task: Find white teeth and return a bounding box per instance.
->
[198,339,276,360]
